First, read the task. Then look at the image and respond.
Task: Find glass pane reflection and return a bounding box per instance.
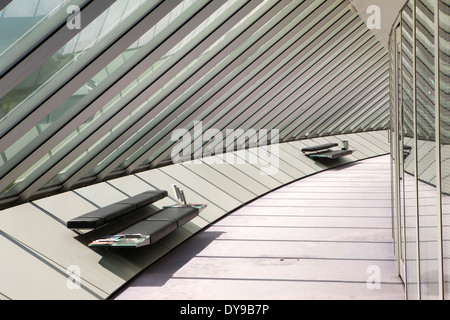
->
[439,0,450,300]
[416,0,439,299]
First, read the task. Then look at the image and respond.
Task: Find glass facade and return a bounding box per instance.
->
[390,0,450,299]
[0,0,89,76]
[0,0,390,208]
[439,0,450,299]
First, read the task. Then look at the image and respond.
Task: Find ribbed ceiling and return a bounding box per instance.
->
[0,0,390,208]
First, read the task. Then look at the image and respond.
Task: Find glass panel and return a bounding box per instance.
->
[0,0,152,133]
[416,0,439,299]
[143,0,347,166]
[401,0,419,300]
[0,0,194,192]
[0,0,168,198]
[439,0,450,300]
[398,25,406,275]
[120,0,327,168]
[259,22,376,138]
[91,0,282,173]
[44,0,244,186]
[209,1,346,142]
[389,18,398,275]
[0,0,246,196]
[0,0,89,75]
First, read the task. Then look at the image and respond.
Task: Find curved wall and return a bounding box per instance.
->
[0,131,389,299]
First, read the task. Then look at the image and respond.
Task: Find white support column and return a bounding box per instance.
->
[412,0,422,300]
[434,0,444,301]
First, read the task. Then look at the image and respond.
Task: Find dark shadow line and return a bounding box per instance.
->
[106,181,130,197]
[194,255,396,262]
[212,225,392,230]
[281,185,392,188]
[0,291,12,300]
[170,276,403,286]
[30,201,67,228]
[231,214,392,218]
[260,197,392,201]
[273,191,392,194]
[213,238,392,244]
[245,205,392,208]
[72,190,101,209]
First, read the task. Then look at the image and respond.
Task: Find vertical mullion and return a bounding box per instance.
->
[394,24,401,282]
[434,0,444,301]
[412,0,422,300]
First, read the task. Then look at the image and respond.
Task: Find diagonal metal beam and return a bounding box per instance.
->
[62,0,264,190]
[14,0,231,202]
[143,0,348,168]
[126,0,326,170]
[206,9,364,152]
[94,0,293,180]
[0,0,13,12]
[310,64,389,136]
[285,44,387,139]
[0,0,177,155]
[0,0,184,194]
[0,0,114,100]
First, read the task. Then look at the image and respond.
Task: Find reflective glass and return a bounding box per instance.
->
[0,0,167,197]
[0,0,150,133]
[401,1,419,300]
[120,0,326,168]
[43,0,242,186]
[388,24,399,284]
[0,0,88,76]
[439,0,450,299]
[230,6,366,140]
[416,0,439,299]
[148,0,344,166]
[0,0,187,187]
[93,0,280,173]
